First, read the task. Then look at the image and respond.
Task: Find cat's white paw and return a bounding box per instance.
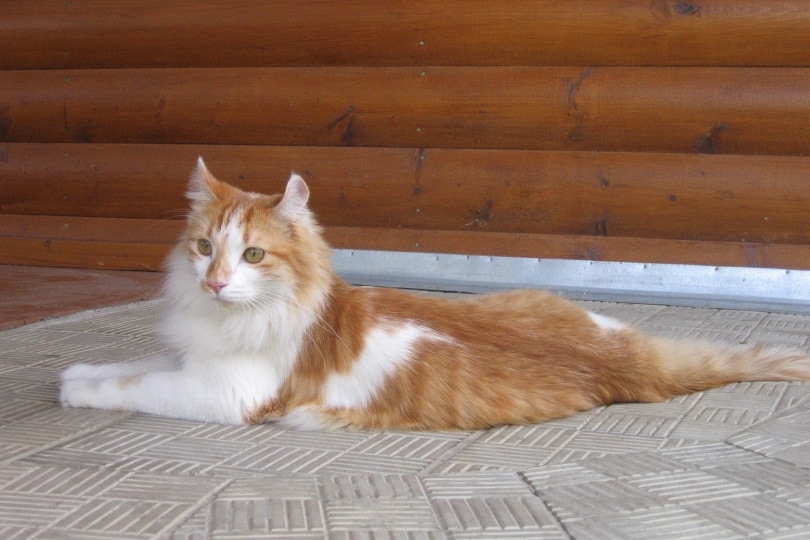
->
[59,377,102,409]
[61,363,103,381]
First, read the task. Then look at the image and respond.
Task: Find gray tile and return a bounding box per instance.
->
[1,297,809,538]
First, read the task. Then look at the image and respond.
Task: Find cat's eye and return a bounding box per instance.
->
[244,247,265,263]
[197,239,213,256]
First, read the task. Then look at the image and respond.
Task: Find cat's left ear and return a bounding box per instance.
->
[275,173,310,222]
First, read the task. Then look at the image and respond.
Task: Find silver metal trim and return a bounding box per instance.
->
[333,249,810,314]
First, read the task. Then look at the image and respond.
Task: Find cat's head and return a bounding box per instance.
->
[169,158,332,312]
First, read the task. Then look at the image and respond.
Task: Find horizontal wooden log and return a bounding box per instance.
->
[1,67,809,154]
[2,143,809,245]
[0,237,170,271]
[1,217,808,270]
[3,1,810,69]
[0,214,182,244]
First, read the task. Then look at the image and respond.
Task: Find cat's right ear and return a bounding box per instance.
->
[186,157,219,204]
[275,173,310,222]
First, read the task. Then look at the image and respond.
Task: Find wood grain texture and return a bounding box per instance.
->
[1,67,808,154]
[2,144,808,245]
[3,0,809,69]
[0,237,170,271]
[1,218,807,270]
[3,2,807,276]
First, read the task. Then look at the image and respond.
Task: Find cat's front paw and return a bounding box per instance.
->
[59,377,102,409]
[61,363,103,381]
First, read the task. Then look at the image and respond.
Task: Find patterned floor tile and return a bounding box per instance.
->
[566,506,740,540]
[208,497,326,537]
[686,493,810,536]
[538,478,667,520]
[1,298,809,538]
[422,472,532,499]
[320,474,426,500]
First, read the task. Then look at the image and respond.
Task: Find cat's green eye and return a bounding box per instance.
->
[244,247,265,264]
[197,239,213,256]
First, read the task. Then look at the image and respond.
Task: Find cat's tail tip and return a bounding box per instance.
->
[654,337,810,394]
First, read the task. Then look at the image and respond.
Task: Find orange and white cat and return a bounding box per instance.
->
[60,159,810,430]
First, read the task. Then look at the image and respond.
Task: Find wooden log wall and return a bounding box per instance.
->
[1,0,809,271]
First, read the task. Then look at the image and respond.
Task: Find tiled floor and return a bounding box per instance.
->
[1,288,809,538]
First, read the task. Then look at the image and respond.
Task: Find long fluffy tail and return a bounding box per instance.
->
[651,337,810,396]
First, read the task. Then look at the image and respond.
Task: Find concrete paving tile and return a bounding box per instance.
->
[21,406,130,427]
[774,486,810,508]
[1,466,130,498]
[0,399,55,423]
[0,526,42,540]
[767,442,810,468]
[477,425,576,447]
[0,463,36,486]
[105,456,217,476]
[0,422,87,448]
[577,411,680,437]
[318,450,431,475]
[63,429,174,456]
[103,415,200,436]
[579,451,694,479]
[521,462,612,489]
[325,498,438,531]
[0,492,87,528]
[538,478,668,520]
[685,493,810,536]
[209,497,326,536]
[565,506,740,540]
[19,447,126,469]
[430,441,554,473]
[710,460,810,492]
[321,474,426,500]
[2,297,810,538]
[350,433,463,462]
[216,445,343,475]
[183,423,287,444]
[659,441,769,467]
[549,430,662,456]
[135,437,252,466]
[329,531,447,540]
[423,473,533,500]
[628,470,757,504]
[102,472,226,503]
[432,496,559,536]
[49,498,195,538]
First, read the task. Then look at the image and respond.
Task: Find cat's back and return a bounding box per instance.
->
[332,283,592,340]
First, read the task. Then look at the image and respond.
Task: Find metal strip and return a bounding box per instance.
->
[333,249,810,314]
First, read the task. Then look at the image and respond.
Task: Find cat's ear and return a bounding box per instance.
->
[186,157,220,204]
[275,173,310,222]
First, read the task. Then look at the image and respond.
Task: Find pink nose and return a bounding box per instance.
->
[206,280,228,295]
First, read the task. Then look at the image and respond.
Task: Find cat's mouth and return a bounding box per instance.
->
[202,286,237,304]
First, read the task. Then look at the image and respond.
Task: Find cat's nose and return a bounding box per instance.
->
[206,280,228,295]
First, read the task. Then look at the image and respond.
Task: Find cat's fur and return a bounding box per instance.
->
[60,158,810,430]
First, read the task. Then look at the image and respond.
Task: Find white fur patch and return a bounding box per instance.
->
[323,322,446,410]
[588,311,627,332]
[281,405,329,431]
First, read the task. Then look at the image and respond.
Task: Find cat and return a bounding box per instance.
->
[60,158,810,430]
